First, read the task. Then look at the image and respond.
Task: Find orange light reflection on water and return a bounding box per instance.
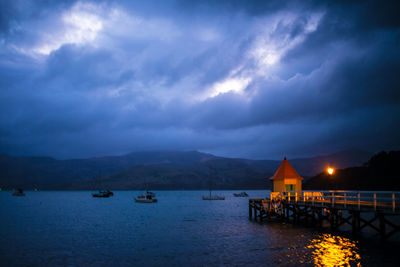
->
[308,233,361,267]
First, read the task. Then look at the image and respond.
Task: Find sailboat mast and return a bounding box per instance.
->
[209,167,212,198]
[98,170,102,190]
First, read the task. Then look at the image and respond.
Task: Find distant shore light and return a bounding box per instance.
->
[327,167,334,175]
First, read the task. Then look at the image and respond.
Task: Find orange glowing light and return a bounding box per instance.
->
[308,233,361,266]
[327,168,334,175]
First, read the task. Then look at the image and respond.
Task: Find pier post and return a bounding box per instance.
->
[294,205,300,223]
[330,209,335,230]
[312,207,316,225]
[393,193,396,213]
[378,213,386,238]
[249,200,253,220]
[352,211,360,234]
[254,202,257,222]
[285,204,289,220]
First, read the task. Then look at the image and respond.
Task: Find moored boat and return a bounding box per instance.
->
[202,167,225,200]
[92,190,114,198]
[202,195,225,200]
[91,170,114,198]
[135,191,157,203]
[12,188,25,196]
[233,192,249,197]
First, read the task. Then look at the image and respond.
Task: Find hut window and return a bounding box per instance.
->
[285,184,296,191]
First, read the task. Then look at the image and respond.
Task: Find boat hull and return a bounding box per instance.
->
[135,198,158,203]
[202,196,225,200]
[92,190,114,198]
[92,194,111,198]
[233,192,249,197]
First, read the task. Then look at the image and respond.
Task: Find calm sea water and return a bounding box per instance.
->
[1,190,399,266]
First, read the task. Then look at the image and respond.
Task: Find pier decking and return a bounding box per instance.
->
[249,191,400,239]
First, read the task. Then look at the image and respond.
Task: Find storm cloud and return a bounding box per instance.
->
[0,0,399,159]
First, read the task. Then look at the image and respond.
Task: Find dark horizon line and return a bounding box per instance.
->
[0,147,378,162]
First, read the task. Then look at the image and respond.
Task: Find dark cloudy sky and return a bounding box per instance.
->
[1,0,399,159]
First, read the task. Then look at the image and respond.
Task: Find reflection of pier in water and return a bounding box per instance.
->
[249,191,400,239]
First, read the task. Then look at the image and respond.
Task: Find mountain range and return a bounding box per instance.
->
[0,149,372,190]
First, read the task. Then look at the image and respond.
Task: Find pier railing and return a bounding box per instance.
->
[270,191,400,213]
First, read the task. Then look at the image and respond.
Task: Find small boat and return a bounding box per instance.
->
[202,195,225,200]
[91,171,114,198]
[12,188,25,196]
[202,167,225,200]
[135,191,157,203]
[92,190,114,198]
[233,192,249,197]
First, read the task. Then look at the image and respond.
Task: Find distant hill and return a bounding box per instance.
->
[0,151,218,189]
[68,158,271,190]
[304,151,400,190]
[0,149,372,190]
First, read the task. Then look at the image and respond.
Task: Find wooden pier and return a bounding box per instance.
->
[249,191,400,239]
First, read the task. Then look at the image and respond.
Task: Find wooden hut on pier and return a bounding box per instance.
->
[247,157,400,240]
[270,157,303,193]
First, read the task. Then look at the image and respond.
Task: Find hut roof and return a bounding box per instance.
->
[270,157,303,180]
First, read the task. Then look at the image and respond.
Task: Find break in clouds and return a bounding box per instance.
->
[0,0,399,159]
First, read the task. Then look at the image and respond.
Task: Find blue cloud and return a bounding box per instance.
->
[0,0,399,159]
